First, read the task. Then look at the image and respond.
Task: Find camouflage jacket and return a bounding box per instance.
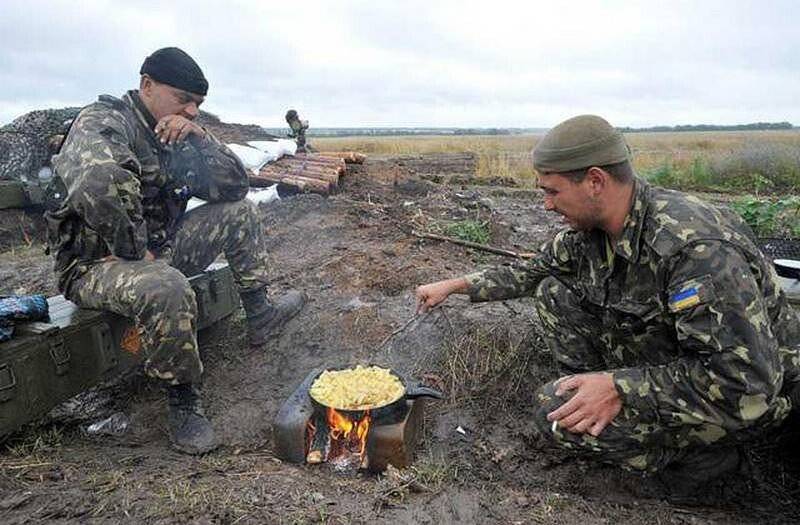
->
[466,178,800,431]
[46,91,248,292]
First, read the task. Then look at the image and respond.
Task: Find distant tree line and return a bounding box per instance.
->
[260,127,545,137]
[619,122,794,133]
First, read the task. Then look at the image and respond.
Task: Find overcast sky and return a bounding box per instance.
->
[1,0,797,128]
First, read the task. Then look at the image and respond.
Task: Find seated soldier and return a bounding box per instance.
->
[46,47,305,454]
[416,115,800,490]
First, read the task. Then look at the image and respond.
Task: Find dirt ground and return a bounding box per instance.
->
[1,154,799,524]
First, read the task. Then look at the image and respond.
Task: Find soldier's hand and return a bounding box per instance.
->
[155,115,205,145]
[415,278,468,314]
[546,372,621,437]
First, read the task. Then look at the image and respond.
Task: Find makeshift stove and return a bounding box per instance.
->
[273,368,437,472]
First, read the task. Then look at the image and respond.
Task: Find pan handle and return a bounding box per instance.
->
[406,384,443,400]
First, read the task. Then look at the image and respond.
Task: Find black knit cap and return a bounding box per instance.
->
[140,47,208,96]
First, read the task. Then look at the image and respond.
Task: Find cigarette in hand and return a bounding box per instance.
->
[551,420,558,433]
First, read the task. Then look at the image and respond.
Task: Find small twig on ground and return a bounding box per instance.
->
[2,462,53,470]
[378,312,427,350]
[411,230,534,259]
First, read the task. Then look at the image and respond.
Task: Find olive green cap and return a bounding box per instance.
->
[533,115,629,172]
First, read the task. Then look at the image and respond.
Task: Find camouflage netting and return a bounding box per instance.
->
[0,106,279,210]
[0,108,81,183]
[194,110,277,144]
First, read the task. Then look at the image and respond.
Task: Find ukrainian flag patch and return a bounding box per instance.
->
[667,275,714,313]
[669,287,700,311]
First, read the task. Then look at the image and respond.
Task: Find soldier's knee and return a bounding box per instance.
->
[143,266,197,314]
[222,198,258,221]
[531,381,564,439]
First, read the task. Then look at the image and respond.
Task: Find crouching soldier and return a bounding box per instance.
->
[416,115,800,492]
[45,47,305,454]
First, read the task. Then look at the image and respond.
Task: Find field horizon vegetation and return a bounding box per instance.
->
[316,130,800,238]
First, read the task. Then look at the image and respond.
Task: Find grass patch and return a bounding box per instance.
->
[731,196,800,237]
[4,425,66,457]
[438,322,552,413]
[445,219,491,245]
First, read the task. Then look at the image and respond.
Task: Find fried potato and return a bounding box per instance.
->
[310,365,404,410]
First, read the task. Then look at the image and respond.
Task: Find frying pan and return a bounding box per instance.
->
[309,366,442,419]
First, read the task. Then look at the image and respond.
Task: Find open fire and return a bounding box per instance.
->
[274,368,437,473]
[306,408,372,469]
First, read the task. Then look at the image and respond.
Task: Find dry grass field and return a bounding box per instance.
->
[316,130,800,193]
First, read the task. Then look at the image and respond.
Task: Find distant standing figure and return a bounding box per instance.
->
[285,109,314,153]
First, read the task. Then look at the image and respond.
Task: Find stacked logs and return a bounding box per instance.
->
[249,152,366,195]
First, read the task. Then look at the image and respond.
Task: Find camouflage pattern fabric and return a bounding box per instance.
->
[67,199,268,385]
[285,111,313,153]
[47,90,249,292]
[530,276,788,472]
[46,91,267,385]
[465,178,800,472]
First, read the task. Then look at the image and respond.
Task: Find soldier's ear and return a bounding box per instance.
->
[140,75,155,94]
[585,166,607,194]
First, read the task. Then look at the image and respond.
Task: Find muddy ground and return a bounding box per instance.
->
[1,154,799,524]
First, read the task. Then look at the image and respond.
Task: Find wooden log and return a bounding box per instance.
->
[261,165,340,186]
[270,160,344,177]
[276,156,345,174]
[317,151,366,164]
[292,153,346,165]
[307,412,330,464]
[250,172,331,194]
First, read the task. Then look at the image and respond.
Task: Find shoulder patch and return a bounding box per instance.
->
[667,275,715,313]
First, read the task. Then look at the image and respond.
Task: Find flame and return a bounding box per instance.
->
[327,408,371,458]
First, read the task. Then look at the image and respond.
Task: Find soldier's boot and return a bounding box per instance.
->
[241,288,306,347]
[789,382,800,413]
[167,383,219,455]
[657,446,742,496]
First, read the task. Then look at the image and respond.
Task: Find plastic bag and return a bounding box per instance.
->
[0,294,49,342]
[86,412,130,436]
[226,143,272,173]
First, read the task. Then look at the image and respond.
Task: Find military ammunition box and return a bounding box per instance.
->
[0,262,239,439]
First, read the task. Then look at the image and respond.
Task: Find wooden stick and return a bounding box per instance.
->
[290,155,347,170]
[378,313,422,350]
[266,164,342,180]
[411,230,535,259]
[274,158,345,176]
[317,152,366,164]
[260,166,340,186]
[249,173,331,194]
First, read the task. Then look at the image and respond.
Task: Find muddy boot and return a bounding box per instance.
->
[167,383,218,455]
[241,287,306,346]
[657,446,742,497]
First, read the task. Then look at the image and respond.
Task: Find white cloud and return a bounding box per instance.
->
[1,0,798,127]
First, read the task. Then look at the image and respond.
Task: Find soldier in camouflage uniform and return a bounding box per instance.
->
[416,115,800,489]
[285,109,314,153]
[45,47,305,454]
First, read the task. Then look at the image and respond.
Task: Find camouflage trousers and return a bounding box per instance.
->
[66,199,269,386]
[530,276,784,473]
